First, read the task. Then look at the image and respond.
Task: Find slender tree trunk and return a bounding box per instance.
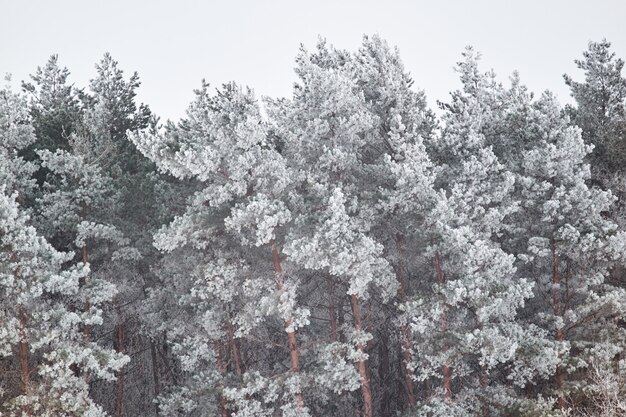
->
[82,239,91,385]
[350,294,374,417]
[161,338,179,386]
[338,295,345,343]
[270,240,304,409]
[552,241,566,409]
[150,339,160,416]
[395,234,416,407]
[434,252,452,399]
[327,274,338,342]
[214,341,231,417]
[225,319,243,376]
[9,247,32,416]
[378,337,391,417]
[18,305,32,416]
[480,365,489,417]
[18,305,30,394]
[114,304,126,417]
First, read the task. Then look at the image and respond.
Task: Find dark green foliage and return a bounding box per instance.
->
[564,40,626,173]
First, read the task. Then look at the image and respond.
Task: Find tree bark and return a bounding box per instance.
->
[327,274,338,342]
[18,305,30,394]
[82,239,91,385]
[552,241,566,409]
[150,339,160,416]
[378,336,391,417]
[270,240,304,409]
[18,305,32,417]
[214,341,231,417]
[114,304,126,417]
[351,294,374,417]
[480,365,489,417]
[435,252,452,400]
[396,234,416,407]
[225,319,243,376]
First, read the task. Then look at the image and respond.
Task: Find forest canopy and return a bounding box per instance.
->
[1,36,625,417]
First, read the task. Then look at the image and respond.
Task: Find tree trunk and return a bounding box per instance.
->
[327,274,338,342]
[114,304,126,417]
[434,252,452,399]
[350,294,374,417]
[82,239,91,385]
[214,341,231,417]
[480,365,489,417]
[270,240,304,409]
[150,339,160,416]
[18,305,32,416]
[396,234,416,407]
[18,305,30,394]
[424,378,431,401]
[338,294,346,343]
[552,241,566,409]
[225,319,243,376]
[378,336,391,417]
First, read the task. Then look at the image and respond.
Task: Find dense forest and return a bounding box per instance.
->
[1,35,625,417]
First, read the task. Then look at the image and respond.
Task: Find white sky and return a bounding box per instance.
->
[3,0,626,121]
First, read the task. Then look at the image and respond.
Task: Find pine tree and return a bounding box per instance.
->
[131,81,312,416]
[21,55,83,156]
[0,80,38,200]
[81,53,161,417]
[564,40,626,173]
[396,49,559,416]
[0,81,126,415]
[0,188,129,417]
[511,92,626,410]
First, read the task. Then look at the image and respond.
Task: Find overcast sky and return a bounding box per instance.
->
[3,0,625,121]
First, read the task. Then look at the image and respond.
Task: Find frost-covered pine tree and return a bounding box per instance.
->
[132,81,312,417]
[0,80,38,201]
[80,53,161,417]
[393,49,559,417]
[34,148,139,399]
[0,81,126,416]
[436,49,626,414]
[564,39,626,173]
[21,55,83,158]
[0,189,128,417]
[270,39,381,417]
[352,35,437,411]
[267,35,439,416]
[505,91,626,411]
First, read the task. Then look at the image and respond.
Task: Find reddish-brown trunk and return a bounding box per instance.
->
[552,241,566,409]
[18,305,32,416]
[351,294,374,417]
[327,274,338,342]
[150,340,160,416]
[378,339,391,417]
[82,239,91,385]
[81,203,91,385]
[114,305,126,417]
[442,364,452,400]
[8,246,32,415]
[225,319,243,376]
[270,240,304,409]
[337,297,346,344]
[396,234,416,407]
[214,341,231,417]
[435,252,452,400]
[18,305,30,394]
[480,365,489,417]
[401,324,415,406]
